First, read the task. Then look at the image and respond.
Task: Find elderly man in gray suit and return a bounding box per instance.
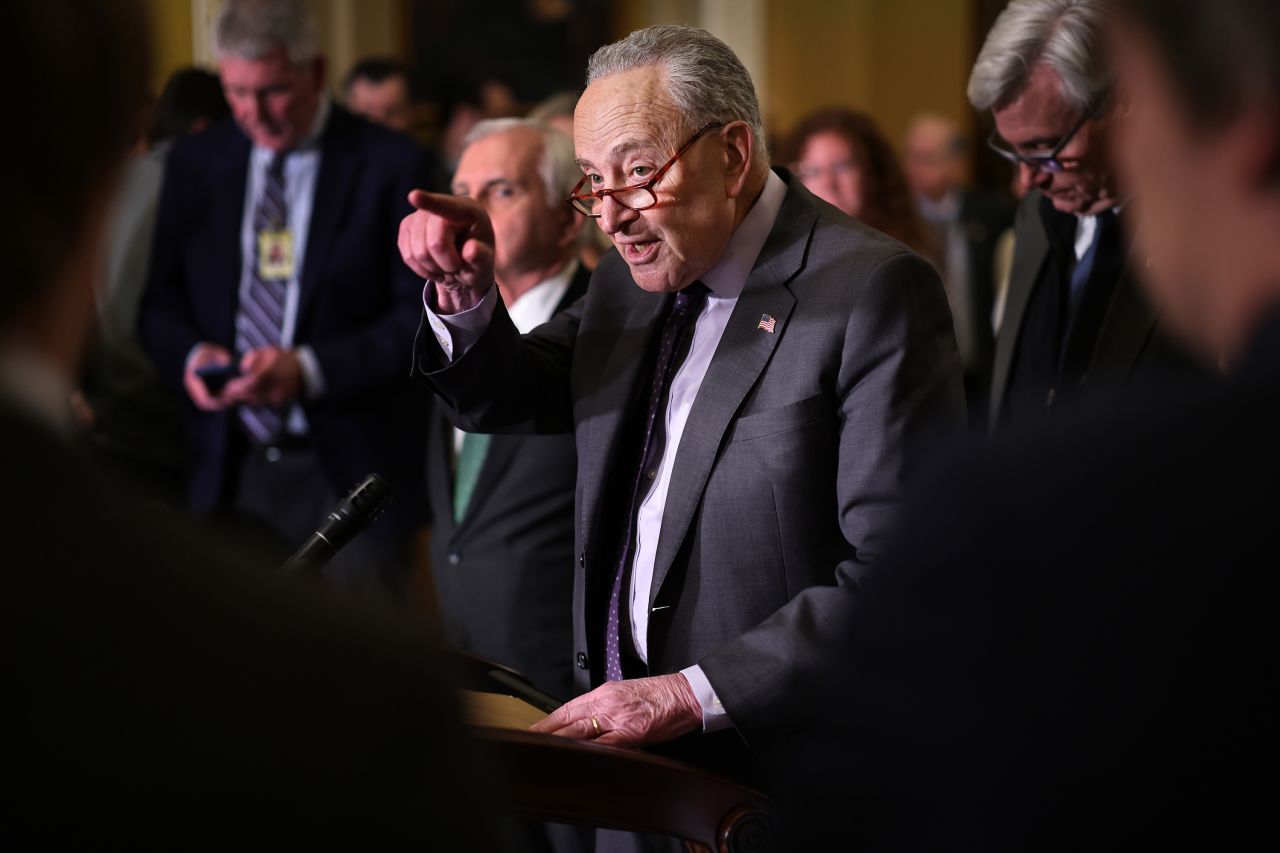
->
[400,25,964,780]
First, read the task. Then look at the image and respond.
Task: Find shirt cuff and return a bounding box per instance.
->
[421,281,498,363]
[294,345,325,400]
[680,665,733,734]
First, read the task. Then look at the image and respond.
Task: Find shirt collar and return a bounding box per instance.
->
[506,259,579,335]
[918,189,961,222]
[700,170,788,300]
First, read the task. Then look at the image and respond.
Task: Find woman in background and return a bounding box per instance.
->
[785,107,933,257]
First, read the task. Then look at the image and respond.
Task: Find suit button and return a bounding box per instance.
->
[576,652,589,670]
[448,552,461,566]
[264,446,282,463]
[578,552,585,568]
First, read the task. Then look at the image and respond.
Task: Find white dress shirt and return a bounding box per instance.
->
[423,172,789,733]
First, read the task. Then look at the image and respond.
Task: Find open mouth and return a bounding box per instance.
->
[620,241,659,264]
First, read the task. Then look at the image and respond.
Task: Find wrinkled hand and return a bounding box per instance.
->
[223,346,302,407]
[397,190,495,313]
[530,673,702,748]
[184,342,233,411]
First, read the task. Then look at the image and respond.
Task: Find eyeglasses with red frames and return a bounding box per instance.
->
[566,122,724,217]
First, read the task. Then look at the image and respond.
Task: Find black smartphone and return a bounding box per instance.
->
[196,362,241,395]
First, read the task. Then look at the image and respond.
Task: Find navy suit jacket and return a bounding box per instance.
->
[140,106,434,535]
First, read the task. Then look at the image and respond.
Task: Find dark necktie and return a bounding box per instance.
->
[604,282,708,682]
[235,153,289,444]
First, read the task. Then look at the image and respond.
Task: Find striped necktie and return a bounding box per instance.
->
[235,153,289,444]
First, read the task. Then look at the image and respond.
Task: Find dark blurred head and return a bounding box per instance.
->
[0,0,150,338]
[343,57,412,133]
[903,113,968,203]
[785,107,927,251]
[152,67,230,145]
[1112,0,1280,364]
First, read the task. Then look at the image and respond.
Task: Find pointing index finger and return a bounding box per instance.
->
[407,189,479,225]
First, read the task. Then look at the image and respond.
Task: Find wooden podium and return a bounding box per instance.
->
[452,651,774,853]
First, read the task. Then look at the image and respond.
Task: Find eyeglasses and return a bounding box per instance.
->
[987,94,1109,174]
[567,122,723,217]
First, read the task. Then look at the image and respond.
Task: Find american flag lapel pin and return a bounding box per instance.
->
[757,314,777,333]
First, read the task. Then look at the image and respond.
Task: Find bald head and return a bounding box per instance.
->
[904,113,968,202]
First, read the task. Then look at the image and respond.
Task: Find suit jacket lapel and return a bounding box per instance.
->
[647,184,814,607]
[211,134,251,343]
[454,433,519,537]
[990,193,1050,423]
[297,108,361,330]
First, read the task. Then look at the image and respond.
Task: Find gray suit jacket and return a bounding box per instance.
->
[413,170,964,757]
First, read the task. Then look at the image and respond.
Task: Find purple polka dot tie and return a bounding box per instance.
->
[604,282,708,682]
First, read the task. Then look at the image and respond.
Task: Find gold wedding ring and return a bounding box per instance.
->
[590,715,602,737]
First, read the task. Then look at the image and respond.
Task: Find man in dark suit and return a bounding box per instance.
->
[140,0,434,586]
[782,0,1280,848]
[401,25,964,781]
[428,118,588,699]
[904,112,1015,419]
[969,0,1201,431]
[2,1,501,846]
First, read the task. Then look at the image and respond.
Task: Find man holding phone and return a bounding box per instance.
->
[141,0,434,587]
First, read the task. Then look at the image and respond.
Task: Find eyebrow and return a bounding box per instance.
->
[575,138,661,171]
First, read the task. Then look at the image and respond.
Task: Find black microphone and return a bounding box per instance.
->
[279,474,391,577]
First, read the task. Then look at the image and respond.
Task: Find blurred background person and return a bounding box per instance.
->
[342,56,412,133]
[530,90,613,270]
[904,112,1015,421]
[784,106,933,258]
[2,1,502,846]
[971,0,1203,432]
[79,67,229,502]
[428,117,587,701]
[140,0,434,592]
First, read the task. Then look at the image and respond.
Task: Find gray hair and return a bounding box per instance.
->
[586,25,768,165]
[214,0,319,64]
[968,0,1110,112]
[462,118,580,204]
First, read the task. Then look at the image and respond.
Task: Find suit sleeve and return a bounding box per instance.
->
[305,148,440,401]
[409,285,585,435]
[138,144,204,393]
[697,251,966,740]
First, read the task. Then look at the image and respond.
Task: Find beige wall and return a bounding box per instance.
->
[765,0,974,150]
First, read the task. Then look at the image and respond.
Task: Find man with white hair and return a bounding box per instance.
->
[427,118,589,701]
[402,25,964,782]
[971,0,1199,430]
[141,0,437,588]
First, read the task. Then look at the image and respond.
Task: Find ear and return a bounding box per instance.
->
[721,120,755,199]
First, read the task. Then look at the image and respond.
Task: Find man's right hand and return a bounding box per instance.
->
[184,342,233,411]
[398,190,495,314]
